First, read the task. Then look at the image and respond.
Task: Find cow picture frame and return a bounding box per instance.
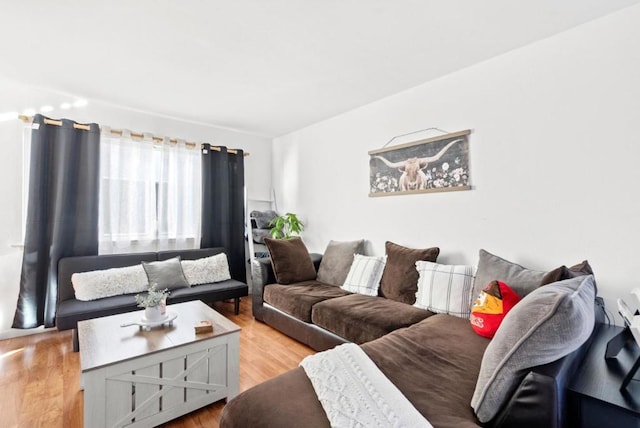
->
[369,129,471,197]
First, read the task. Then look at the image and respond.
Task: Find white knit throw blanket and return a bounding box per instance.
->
[300,343,433,428]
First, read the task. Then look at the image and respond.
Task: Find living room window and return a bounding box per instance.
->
[98,129,201,254]
[14,114,246,330]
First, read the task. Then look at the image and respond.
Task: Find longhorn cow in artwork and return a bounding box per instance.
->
[372,139,463,191]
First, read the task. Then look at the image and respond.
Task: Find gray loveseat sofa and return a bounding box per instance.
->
[57,247,248,351]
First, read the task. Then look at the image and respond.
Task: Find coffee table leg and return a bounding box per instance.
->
[227,333,240,401]
[83,370,106,428]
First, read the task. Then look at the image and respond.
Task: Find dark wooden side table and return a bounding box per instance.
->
[568,324,640,427]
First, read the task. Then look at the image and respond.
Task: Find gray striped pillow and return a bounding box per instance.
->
[414,261,476,318]
[341,254,387,296]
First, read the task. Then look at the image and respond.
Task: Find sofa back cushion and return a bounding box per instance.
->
[157,247,227,261]
[379,241,439,304]
[471,275,596,423]
[316,239,365,286]
[540,260,595,289]
[264,237,317,285]
[473,249,547,300]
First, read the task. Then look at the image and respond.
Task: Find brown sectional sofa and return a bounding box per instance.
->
[239,248,601,428]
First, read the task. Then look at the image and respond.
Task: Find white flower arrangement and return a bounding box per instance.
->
[134,283,169,308]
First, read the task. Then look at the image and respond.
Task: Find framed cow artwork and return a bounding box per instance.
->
[368,129,471,197]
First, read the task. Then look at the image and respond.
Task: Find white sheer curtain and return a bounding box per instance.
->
[21,123,33,241]
[99,128,201,254]
[157,136,202,242]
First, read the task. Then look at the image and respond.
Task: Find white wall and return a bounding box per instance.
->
[0,78,272,336]
[272,5,640,320]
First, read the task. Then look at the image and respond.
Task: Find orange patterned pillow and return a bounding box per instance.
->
[470,280,521,339]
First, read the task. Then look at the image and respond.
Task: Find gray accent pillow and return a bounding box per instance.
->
[142,256,190,290]
[473,249,547,299]
[316,240,365,286]
[471,275,596,423]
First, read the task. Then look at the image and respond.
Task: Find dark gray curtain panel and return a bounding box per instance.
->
[200,145,246,283]
[13,114,100,328]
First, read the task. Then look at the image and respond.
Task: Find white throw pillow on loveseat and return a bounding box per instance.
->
[181,253,231,285]
[72,265,149,301]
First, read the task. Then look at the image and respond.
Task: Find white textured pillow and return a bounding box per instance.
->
[414,261,476,318]
[341,254,387,296]
[181,253,231,285]
[72,265,149,301]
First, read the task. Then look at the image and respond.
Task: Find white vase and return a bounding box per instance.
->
[145,305,164,322]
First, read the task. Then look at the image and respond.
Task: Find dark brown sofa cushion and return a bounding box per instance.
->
[540,260,594,287]
[263,281,352,322]
[311,293,432,344]
[361,314,489,427]
[220,367,330,428]
[220,314,488,428]
[264,237,317,285]
[379,241,439,304]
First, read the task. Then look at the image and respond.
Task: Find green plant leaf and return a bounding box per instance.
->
[267,212,304,239]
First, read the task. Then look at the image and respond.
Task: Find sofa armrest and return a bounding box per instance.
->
[252,257,273,321]
[251,253,323,321]
[490,354,577,428]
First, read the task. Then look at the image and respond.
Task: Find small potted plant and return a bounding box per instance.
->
[135,283,170,322]
[269,212,304,239]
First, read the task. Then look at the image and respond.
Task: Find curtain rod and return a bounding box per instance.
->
[18,114,249,156]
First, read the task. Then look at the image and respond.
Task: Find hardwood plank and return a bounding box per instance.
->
[0,298,314,428]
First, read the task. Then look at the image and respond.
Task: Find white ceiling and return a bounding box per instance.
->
[1,0,638,137]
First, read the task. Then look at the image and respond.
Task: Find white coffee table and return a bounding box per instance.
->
[78,300,240,428]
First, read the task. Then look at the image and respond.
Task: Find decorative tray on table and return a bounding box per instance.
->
[120,312,178,331]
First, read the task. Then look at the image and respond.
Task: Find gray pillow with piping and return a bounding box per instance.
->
[316,240,365,286]
[471,275,596,423]
[473,249,547,299]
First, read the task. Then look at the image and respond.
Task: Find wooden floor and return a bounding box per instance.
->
[0,298,314,428]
